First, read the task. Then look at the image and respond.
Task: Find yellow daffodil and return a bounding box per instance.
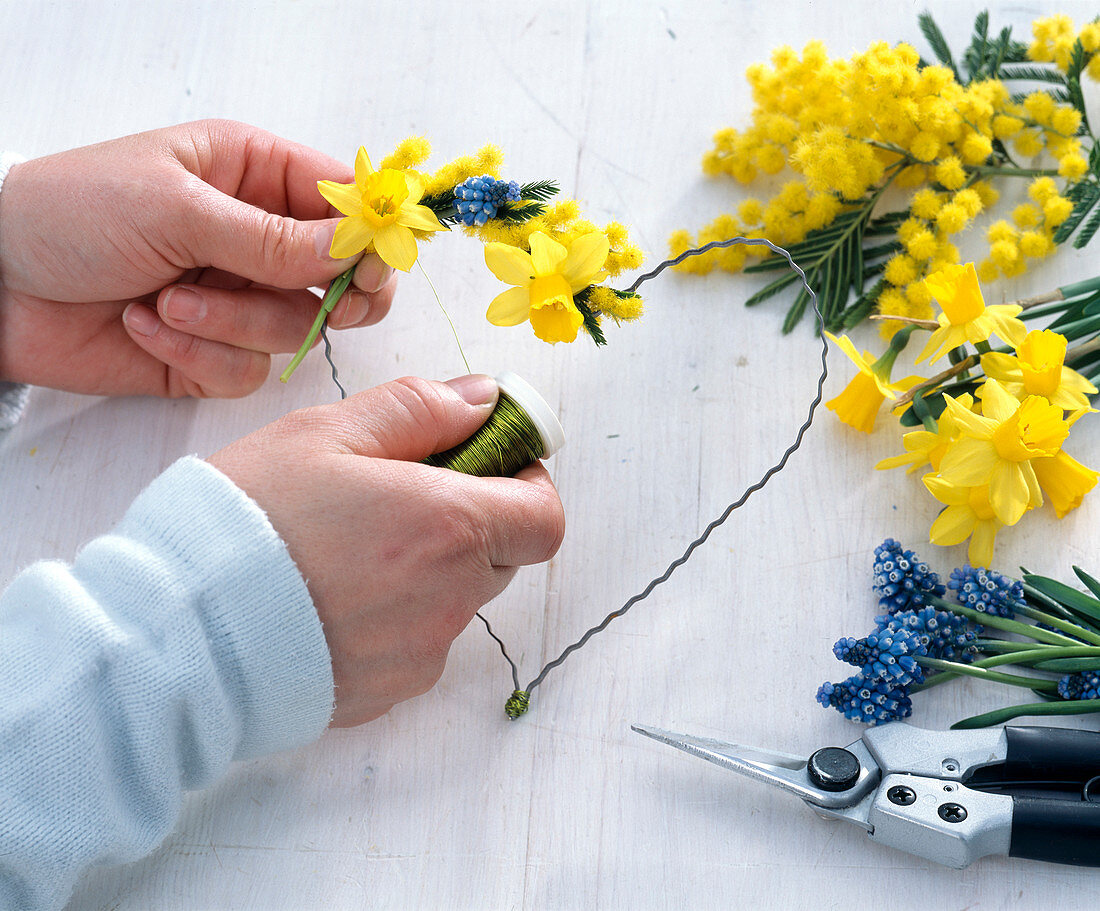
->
[980,328,1097,414]
[923,477,1002,568]
[937,378,1069,525]
[1032,450,1100,518]
[317,147,444,271]
[825,332,922,433]
[876,393,974,473]
[916,262,1027,363]
[484,231,610,343]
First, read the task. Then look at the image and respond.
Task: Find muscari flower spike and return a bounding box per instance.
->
[948,566,1024,619]
[832,623,928,687]
[816,676,913,725]
[1058,671,1100,701]
[882,606,978,663]
[873,538,946,614]
[455,175,521,226]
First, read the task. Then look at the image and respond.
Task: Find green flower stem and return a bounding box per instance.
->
[280,266,356,383]
[952,699,1100,730]
[911,645,1094,692]
[972,638,1043,654]
[930,596,1082,646]
[973,339,993,355]
[1013,603,1100,645]
[1060,275,1100,298]
[917,656,1060,692]
[971,166,1061,179]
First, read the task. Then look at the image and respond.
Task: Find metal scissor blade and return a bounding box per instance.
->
[631,723,879,811]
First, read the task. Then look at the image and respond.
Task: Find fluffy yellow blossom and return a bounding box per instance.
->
[917,262,1026,363]
[934,156,967,190]
[484,231,609,344]
[980,329,1098,414]
[379,136,432,171]
[904,227,938,261]
[1019,230,1054,259]
[910,188,944,220]
[587,286,643,321]
[936,203,969,235]
[884,254,919,286]
[1012,203,1042,228]
[1050,106,1082,136]
[992,114,1024,139]
[937,379,1069,525]
[1013,129,1044,157]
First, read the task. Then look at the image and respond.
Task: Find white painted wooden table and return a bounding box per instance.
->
[3,2,1100,908]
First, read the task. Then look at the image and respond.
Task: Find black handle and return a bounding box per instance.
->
[1011,797,1100,866]
[1003,726,1100,781]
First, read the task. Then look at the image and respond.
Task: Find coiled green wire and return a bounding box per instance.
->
[422,391,546,477]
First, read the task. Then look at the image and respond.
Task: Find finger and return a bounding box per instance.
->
[157,283,331,353]
[180,191,360,290]
[122,303,269,398]
[465,466,566,568]
[327,271,397,330]
[312,376,501,461]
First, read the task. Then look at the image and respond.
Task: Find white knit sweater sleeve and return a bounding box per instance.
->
[0,150,29,430]
[0,456,335,910]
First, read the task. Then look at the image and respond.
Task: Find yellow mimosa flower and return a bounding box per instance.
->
[876,393,974,473]
[484,231,610,343]
[980,328,1097,414]
[916,262,1027,363]
[317,147,444,271]
[825,333,922,433]
[1032,450,1100,518]
[937,379,1069,525]
[923,476,1002,568]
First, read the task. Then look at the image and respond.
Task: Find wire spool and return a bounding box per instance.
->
[424,371,565,477]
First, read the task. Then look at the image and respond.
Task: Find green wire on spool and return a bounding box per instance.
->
[424,372,565,478]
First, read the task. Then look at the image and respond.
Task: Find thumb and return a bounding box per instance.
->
[327,375,500,462]
[184,190,358,289]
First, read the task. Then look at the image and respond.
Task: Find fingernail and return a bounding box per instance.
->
[330,290,370,329]
[445,374,498,407]
[123,303,161,338]
[355,254,395,293]
[162,286,206,323]
[314,222,338,259]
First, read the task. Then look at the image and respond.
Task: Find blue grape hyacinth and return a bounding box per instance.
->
[873,538,945,614]
[454,175,521,226]
[1058,671,1100,700]
[816,676,913,724]
[948,565,1024,618]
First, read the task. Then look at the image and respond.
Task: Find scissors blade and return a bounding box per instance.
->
[631,723,879,811]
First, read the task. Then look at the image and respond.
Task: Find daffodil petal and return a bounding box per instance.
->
[403,172,425,206]
[979,352,1020,385]
[825,333,872,372]
[329,217,375,259]
[528,232,568,275]
[968,520,998,567]
[486,286,532,326]
[923,473,969,506]
[529,301,583,343]
[318,180,363,218]
[977,378,1019,422]
[372,224,418,272]
[988,461,1030,525]
[941,395,992,439]
[561,232,610,292]
[929,505,977,545]
[354,147,374,184]
[484,243,534,286]
[939,437,998,486]
[397,203,443,233]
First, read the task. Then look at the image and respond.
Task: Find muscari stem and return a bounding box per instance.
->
[929,596,1081,646]
[280,266,356,383]
[916,656,1060,691]
[911,645,1099,692]
[952,700,1100,730]
[1013,604,1100,645]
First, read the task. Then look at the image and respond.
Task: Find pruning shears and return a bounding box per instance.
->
[632,721,1100,868]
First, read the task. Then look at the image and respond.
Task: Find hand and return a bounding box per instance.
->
[207,374,566,727]
[0,119,394,397]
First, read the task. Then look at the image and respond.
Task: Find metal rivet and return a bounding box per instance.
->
[938,802,967,823]
[887,785,916,806]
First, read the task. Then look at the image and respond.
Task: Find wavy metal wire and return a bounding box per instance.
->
[516,236,829,698]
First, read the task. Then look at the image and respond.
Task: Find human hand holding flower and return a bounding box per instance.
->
[0,120,396,397]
